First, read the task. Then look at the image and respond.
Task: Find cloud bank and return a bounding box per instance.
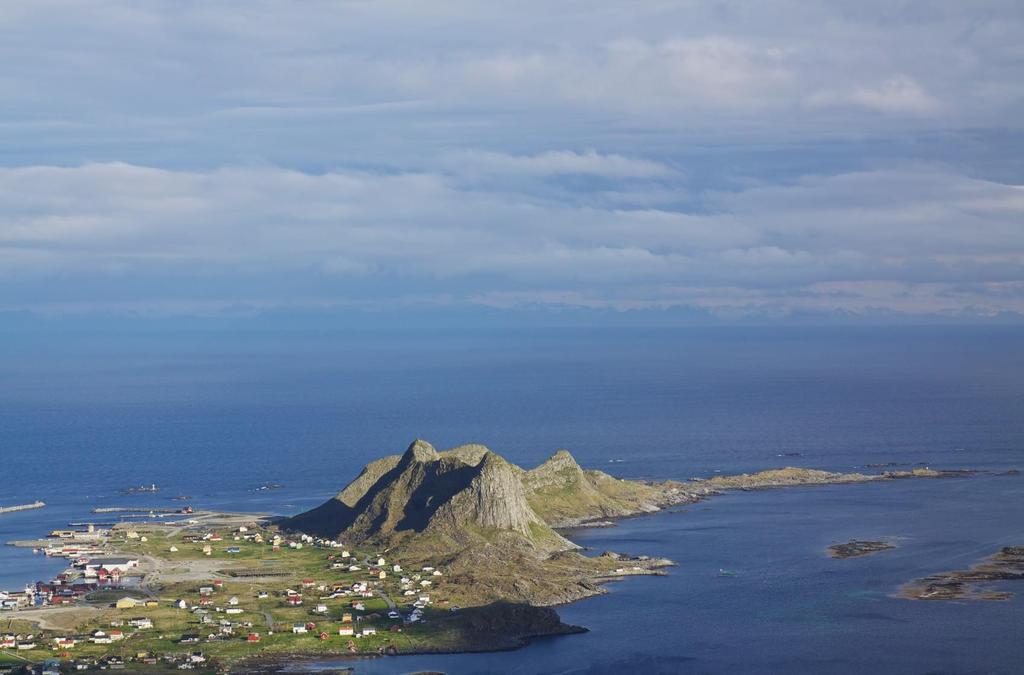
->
[0,1,1022,319]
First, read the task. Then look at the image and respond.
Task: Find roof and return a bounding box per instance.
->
[86,557,136,565]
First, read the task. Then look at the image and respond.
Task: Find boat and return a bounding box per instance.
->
[718,568,737,577]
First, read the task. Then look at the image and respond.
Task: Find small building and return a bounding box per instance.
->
[247,632,261,643]
[338,624,354,636]
[292,623,307,634]
[115,597,138,609]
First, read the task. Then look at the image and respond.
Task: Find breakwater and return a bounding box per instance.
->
[0,501,45,514]
[92,507,180,514]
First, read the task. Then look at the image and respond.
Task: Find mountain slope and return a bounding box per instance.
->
[522,449,665,526]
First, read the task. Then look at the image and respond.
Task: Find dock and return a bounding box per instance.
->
[0,501,45,515]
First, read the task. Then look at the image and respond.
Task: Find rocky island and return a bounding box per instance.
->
[900,546,1024,601]
[1,440,979,673]
[828,540,896,559]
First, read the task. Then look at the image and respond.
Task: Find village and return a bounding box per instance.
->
[1,511,456,672]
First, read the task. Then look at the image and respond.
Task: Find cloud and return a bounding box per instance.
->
[1,161,1023,316]
[806,75,940,115]
[1,2,1022,320]
[441,150,679,179]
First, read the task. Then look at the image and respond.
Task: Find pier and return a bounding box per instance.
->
[92,507,180,514]
[0,501,45,515]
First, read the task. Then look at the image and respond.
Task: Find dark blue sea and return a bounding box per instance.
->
[2,325,1022,673]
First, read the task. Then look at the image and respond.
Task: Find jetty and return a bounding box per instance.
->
[0,501,45,515]
[92,506,180,514]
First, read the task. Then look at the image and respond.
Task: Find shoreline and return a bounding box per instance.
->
[1,461,1006,672]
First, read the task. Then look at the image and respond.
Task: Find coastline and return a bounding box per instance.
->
[1,459,1003,672]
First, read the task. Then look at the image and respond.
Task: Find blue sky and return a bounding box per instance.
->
[2,1,1023,322]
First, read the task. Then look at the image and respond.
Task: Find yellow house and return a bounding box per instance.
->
[115,597,138,609]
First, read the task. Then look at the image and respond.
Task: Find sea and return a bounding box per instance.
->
[1,324,1022,674]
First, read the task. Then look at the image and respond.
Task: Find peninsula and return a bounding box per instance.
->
[1,441,976,672]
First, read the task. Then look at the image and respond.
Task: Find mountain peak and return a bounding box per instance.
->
[404,439,439,463]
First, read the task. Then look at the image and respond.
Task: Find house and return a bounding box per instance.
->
[342,612,353,623]
[129,617,153,628]
[285,596,302,606]
[291,623,307,634]
[301,579,315,588]
[1,635,17,648]
[17,641,36,650]
[226,607,243,614]
[360,626,377,636]
[338,624,354,636]
[82,557,139,574]
[199,586,214,595]
[228,596,239,605]
[90,631,112,644]
[314,603,328,614]
[225,547,241,554]
[115,597,138,609]
[179,634,200,644]
[53,637,77,649]
[247,632,261,643]
[109,630,124,641]
[175,599,188,609]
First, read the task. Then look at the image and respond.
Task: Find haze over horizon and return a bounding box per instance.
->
[3,1,1024,325]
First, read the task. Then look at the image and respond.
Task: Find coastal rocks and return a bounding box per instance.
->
[901,546,1024,600]
[828,540,895,559]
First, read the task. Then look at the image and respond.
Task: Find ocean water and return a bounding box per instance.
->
[1,325,1022,673]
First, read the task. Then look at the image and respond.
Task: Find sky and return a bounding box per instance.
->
[2,1,1024,324]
